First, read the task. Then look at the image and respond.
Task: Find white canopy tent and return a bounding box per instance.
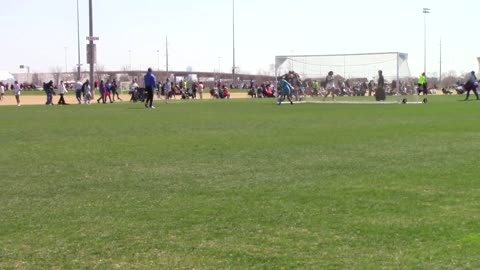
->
[0,71,15,84]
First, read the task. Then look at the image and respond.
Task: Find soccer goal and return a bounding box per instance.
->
[275,52,421,104]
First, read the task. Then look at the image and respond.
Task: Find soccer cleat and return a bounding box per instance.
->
[150,106,155,109]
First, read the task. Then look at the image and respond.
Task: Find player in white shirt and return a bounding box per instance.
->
[75,80,83,104]
[323,71,336,101]
[13,81,21,106]
[0,82,5,101]
[83,80,92,104]
[57,81,68,105]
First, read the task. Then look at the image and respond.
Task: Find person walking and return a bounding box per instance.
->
[57,80,68,105]
[323,71,336,101]
[277,76,294,105]
[44,80,54,105]
[164,78,172,104]
[75,80,83,104]
[13,81,21,106]
[97,80,106,104]
[464,71,479,101]
[129,78,139,102]
[144,68,157,108]
[105,80,113,103]
[83,80,92,104]
[418,72,427,95]
[111,80,122,101]
[0,82,5,101]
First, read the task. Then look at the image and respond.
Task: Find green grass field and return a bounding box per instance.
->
[1,96,480,269]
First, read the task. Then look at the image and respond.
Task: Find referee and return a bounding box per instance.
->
[144,68,157,109]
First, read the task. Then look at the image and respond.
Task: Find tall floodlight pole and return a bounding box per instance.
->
[76,0,81,80]
[439,38,442,85]
[128,50,132,71]
[232,0,236,87]
[157,50,160,71]
[64,47,68,73]
[89,0,94,88]
[166,36,169,73]
[423,8,430,76]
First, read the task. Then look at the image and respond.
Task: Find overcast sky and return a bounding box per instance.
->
[1,0,479,77]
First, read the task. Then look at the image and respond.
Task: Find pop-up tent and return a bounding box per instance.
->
[0,71,15,84]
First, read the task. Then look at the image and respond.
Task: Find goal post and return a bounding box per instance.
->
[275,52,420,104]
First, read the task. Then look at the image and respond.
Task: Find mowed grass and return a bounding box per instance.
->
[1,96,480,269]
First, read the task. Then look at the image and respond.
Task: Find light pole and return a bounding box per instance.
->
[157,50,160,71]
[423,8,430,76]
[128,50,132,71]
[439,38,442,85]
[76,0,81,80]
[232,0,236,87]
[88,0,94,89]
[64,46,68,74]
[218,57,222,73]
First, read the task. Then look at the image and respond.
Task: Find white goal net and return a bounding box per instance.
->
[275,52,420,104]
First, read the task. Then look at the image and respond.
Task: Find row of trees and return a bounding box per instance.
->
[24,65,475,90]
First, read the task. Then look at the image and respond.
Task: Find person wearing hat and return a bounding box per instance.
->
[464,71,479,101]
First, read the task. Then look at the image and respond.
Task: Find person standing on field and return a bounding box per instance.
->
[83,80,92,104]
[13,81,21,106]
[75,80,83,104]
[464,71,479,101]
[418,72,427,95]
[144,68,157,109]
[277,76,294,105]
[0,82,5,101]
[198,81,204,100]
[323,71,336,101]
[97,80,106,104]
[44,80,54,105]
[57,80,68,105]
[163,78,172,104]
[111,79,122,101]
[375,70,386,101]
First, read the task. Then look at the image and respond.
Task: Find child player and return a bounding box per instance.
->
[278,76,294,105]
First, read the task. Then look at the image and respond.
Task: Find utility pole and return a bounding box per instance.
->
[423,8,430,76]
[89,0,94,88]
[76,0,81,80]
[166,36,169,73]
[64,47,68,73]
[439,38,442,86]
[128,50,132,71]
[232,0,236,87]
[157,50,160,71]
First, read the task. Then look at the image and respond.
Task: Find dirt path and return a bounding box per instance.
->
[0,92,251,106]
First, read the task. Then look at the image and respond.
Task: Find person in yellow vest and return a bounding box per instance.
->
[417,72,427,95]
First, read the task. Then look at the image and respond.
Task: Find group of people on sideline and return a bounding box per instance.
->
[3,68,480,107]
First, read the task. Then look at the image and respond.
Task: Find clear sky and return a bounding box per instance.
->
[1,0,479,77]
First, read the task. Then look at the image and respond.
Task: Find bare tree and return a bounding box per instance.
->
[95,64,109,81]
[50,66,63,86]
[268,64,275,76]
[31,73,40,86]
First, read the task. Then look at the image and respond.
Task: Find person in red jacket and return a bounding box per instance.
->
[222,86,231,99]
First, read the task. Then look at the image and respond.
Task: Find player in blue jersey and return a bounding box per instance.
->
[278,76,294,105]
